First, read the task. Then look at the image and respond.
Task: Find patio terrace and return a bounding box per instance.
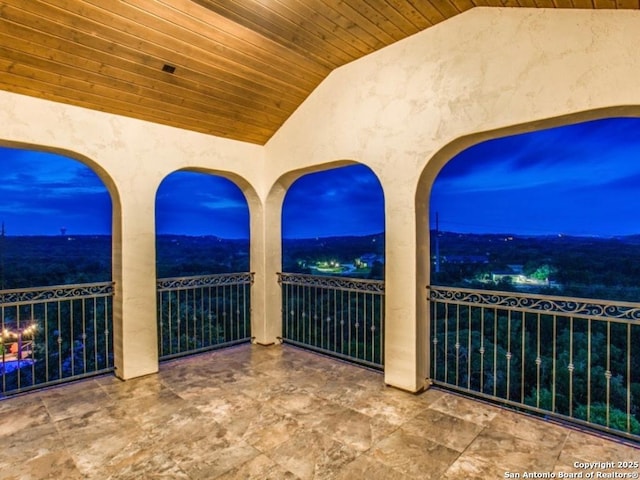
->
[0,344,637,479]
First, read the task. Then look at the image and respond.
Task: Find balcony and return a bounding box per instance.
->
[0,275,253,395]
[0,343,637,479]
[2,5,640,477]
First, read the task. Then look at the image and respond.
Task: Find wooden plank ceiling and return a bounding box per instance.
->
[0,1,638,145]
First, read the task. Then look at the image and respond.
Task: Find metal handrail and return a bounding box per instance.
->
[428,285,640,323]
[0,281,114,307]
[1,281,114,396]
[156,272,252,360]
[277,272,384,293]
[157,273,253,292]
[428,284,640,442]
[279,272,385,369]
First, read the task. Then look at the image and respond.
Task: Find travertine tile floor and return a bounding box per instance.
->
[0,344,637,479]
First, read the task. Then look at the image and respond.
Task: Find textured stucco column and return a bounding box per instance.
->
[112,191,159,380]
[250,198,282,345]
[249,192,283,345]
[383,176,429,392]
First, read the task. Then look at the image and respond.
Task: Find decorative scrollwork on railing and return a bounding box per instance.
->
[278,272,384,294]
[157,272,254,292]
[0,282,115,307]
[428,286,640,322]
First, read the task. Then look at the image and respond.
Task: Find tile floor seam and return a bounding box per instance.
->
[50,416,85,480]
[551,428,572,471]
[441,422,489,476]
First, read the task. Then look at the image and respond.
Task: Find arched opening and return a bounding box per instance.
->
[0,144,116,396]
[279,163,385,368]
[420,116,640,441]
[431,118,640,299]
[154,170,251,359]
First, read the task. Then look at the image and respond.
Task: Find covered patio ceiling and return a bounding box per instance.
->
[0,0,638,144]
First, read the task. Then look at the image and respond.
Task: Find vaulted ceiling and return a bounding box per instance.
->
[1,1,638,144]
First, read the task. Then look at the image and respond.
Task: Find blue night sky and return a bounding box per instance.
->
[431,117,640,237]
[0,148,111,236]
[156,171,249,238]
[1,116,639,238]
[156,164,386,239]
[282,165,385,239]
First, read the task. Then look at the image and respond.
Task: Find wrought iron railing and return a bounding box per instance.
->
[156,273,253,360]
[429,285,640,441]
[278,272,384,369]
[0,282,114,396]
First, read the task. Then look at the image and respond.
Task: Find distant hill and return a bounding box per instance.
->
[283,232,383,251]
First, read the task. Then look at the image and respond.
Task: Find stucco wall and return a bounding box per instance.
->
[1,7,640,388]
[264,7,640,390]
[267,7,640,170]
[0,91,264,379]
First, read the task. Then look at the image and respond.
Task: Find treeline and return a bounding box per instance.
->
[0,235,252,290]
[155,235,249,278]
[0,235,111,289]
[4,232,639,296]
[0,233,386,291]
[432,232,640,301]
[282,233,385,280]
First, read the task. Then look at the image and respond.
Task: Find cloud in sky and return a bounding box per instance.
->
[431,117,640,236]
